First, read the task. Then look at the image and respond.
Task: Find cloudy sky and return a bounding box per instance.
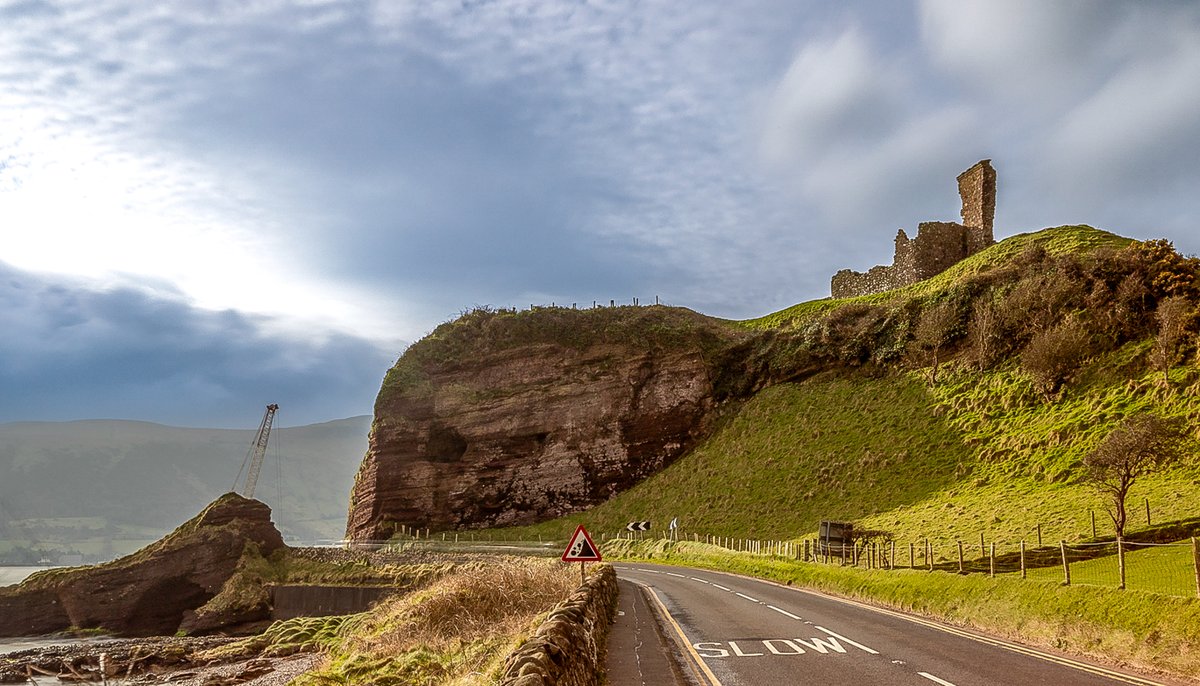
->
[2,0,1198,427]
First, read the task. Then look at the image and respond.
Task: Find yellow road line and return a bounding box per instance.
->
[630,578,724,686]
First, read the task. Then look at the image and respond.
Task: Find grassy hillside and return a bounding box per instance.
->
[0,416,370,561]
[495,226,1200,549]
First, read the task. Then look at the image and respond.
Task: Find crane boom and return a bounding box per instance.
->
[239,403,279,499]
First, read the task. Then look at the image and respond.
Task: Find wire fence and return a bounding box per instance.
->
[670,532,1200,598]
[321,520,1200,598]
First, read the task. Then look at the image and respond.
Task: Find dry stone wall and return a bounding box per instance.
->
[831,160,996,298]
[497,563,619,686]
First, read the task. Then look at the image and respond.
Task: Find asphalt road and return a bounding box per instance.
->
[613,563,1179,686]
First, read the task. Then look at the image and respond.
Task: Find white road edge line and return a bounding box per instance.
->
[734,592,760,603]
[766,605,802,620]
[814,626,879,655]
[918,672,957,686]
[711,583,731,591]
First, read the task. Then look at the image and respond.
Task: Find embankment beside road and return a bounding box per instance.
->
[607,538,1200,682]
[497,564,618,686]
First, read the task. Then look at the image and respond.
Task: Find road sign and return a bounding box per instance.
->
[562,524,602,562]
[626,520,651,532]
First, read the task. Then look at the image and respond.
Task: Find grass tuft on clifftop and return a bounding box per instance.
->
[377,304,746,406]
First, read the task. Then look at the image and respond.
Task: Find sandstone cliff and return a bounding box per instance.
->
[0,493,285,637]
[346,306,750,540]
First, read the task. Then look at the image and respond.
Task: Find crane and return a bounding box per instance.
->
[234,403,279,499]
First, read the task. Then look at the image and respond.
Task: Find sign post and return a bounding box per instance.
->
[562,524,602,584]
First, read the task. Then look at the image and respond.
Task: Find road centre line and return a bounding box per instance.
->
[666,572,687,577]
[766,605,802,620]
[690,577,709,583]
[918,673,957,686]
[711,583,731,591]
[814,626,879,655]
[629,579,724,686]
[734,592,761,603]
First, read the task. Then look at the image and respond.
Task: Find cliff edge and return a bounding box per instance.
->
[345,305,750,540]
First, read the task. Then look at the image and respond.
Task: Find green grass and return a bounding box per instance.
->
[606,538,1200,679]
[1021,542,1199,597]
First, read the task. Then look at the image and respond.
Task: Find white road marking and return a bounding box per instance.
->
[690,577,709,583]
[918,673,957,686]
[734,592,760,603]
[711,583,731,591]
[814,626,879,655]
[666,572,686,578]
[767,605,802,620]
[728,641,763,657]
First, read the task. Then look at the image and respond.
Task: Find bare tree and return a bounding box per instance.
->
[912,301,958,383]
[967,298,1003,369]
[1020,318,1091,399]
[1082,413,1183,539]
[1149,296,1193,384]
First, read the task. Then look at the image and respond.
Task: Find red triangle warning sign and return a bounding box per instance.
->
[561,524,602,562]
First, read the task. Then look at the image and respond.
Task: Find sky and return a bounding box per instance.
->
[2,0,1198,427]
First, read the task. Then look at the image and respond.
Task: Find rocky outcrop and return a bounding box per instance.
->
[497,564,618,686]
[346,306,747,540]
[0,493,285,637]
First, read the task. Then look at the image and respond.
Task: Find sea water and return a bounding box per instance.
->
[0,565,55,587]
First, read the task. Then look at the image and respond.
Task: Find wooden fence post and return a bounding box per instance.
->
[1060,541,1071,586]
[1020,540,1026,579]
[1117,537,1126,590]
[1192,537,1200,599]
[1090,510,1096,539]
[1146,498,1151,526]
[889,541,895,570]
[989,543,996,578]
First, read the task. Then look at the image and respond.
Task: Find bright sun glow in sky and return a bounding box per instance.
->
[2,0,1199,426]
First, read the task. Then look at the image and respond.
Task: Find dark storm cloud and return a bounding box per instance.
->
[0,262,396,427]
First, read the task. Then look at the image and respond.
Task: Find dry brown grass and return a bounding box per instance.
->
[356,558,576,651]
[294,558,578,685]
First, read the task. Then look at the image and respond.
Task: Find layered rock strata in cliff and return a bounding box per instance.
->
[346,306,745,540]
[0,493,285,637]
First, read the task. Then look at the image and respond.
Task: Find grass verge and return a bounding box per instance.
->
[607,538,1200,681]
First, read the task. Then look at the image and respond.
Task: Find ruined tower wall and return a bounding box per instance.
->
[957,159,996,254]
[829,160,998,299]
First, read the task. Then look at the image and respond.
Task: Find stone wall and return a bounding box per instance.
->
[497,564,619,686]
[958,159,996,253]
[831,160,996,298]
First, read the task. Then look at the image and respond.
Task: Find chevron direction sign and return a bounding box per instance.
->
[626,520,651,532]
[562,524,602,563]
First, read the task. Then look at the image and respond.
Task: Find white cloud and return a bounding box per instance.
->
[917,0,1116,107]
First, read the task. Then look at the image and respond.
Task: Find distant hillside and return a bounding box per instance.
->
[0,416,370,561]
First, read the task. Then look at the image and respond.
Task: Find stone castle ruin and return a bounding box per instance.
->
[831,160,997,298]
